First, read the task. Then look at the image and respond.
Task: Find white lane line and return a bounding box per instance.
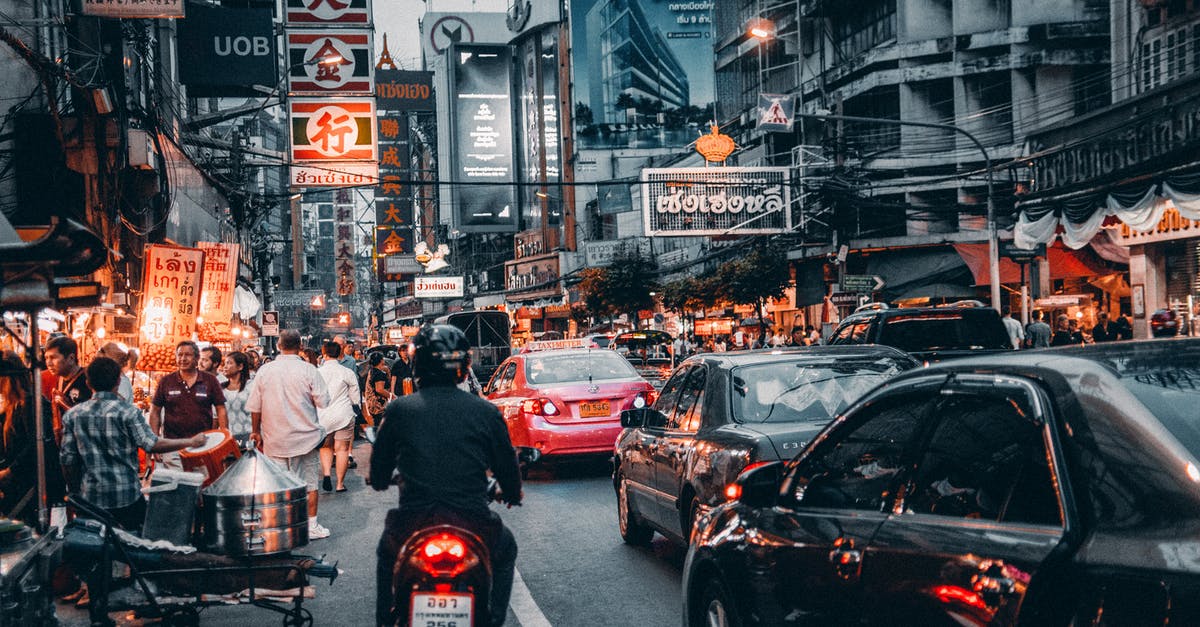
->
[510,568,553,627]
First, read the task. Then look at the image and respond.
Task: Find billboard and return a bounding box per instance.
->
[285,0,371,26]
[376,70,434,111]
[177,3,276,95]
[196,242,240,342]
[641,167,792,236]
[287,31,375,95]
[289,98,378,187]
[83,0,183,18]
[449,44,517,232]
[571,0,714,149]
[415,276,465,299]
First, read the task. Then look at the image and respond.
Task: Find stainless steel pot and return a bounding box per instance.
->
[200,449,309,556]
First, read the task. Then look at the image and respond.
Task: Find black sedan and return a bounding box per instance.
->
[684,339,1200,627]
[614,346,918,547]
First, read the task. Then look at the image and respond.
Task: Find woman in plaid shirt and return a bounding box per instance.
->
[60,357,205,531]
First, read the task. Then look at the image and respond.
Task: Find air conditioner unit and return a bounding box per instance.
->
[127,129,157,171]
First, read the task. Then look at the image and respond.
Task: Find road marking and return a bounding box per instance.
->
[510,568,552,627]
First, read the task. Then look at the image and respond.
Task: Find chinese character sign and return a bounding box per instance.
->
[286,30,374,94]
[335,203,356,296]
[285,0,371,25]
[139,245,206,371]
[196,242,240,341]
[289,98,378,186]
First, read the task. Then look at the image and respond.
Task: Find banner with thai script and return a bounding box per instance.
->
[196,242,240,341]
[139,245,206,371]
[641,167,792,236]
[83,0,184,18]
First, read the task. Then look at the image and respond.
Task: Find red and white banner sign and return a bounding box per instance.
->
[286,31,374,95]
[196,242,240,341]
[289,98,377,162]
[285,0,371,26]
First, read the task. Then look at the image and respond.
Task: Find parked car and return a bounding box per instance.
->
[614,346,919,547]
[827,303,1012,362]
[684,339,1200,627]
[611,330,676,388]
[484,348,656,463]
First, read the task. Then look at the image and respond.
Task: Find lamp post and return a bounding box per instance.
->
[791,112,1002,312]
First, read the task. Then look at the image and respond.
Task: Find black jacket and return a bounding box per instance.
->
[368,385,521,516]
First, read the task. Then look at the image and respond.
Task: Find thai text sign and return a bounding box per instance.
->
[376,70,435,111]
[1114,207,1200,245]
[414,276,464,299]
[287,30,375,95]
[642,167,791,236]
[504,255,560,297]
[285,0,371,26]
[289,98,378,187]
[196,242,240,341]
[140,245,205,355]
[83,0,184,18]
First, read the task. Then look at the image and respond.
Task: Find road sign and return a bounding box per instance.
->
[1000,241,1046,261]
[841,275,885,293]
[262,311,280,336]
[830,292,867,307]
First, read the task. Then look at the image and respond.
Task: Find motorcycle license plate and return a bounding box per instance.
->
[579,400,610,417]
[410,592,472,626]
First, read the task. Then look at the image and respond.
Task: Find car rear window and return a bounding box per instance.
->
[879,313,1010,352]
[731,358,908,424]
[1120,367,1200,458]
[525,351,639,385]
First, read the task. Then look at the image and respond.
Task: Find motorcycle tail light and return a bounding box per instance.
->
[417,532,472,577]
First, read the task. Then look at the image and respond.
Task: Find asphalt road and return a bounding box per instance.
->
[59,445,684,626]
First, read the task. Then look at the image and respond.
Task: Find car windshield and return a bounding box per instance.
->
[731,358,906,424]
[525,351,639,385]
[880,313,1011,352]
[611,332,673,363]
[1119,365,1200,457]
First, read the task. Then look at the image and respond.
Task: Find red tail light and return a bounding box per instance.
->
[628,390,658,410]
[521,398,559,416]
[724,460,774,502]
[417,532,471,577]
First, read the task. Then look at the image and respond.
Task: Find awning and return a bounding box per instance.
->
[952,242,1111,286]
[894,283,980,301]
[864,247,974,301]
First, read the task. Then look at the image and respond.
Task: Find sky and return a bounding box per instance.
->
[374,0,507,69]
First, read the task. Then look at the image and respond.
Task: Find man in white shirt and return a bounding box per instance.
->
[317,340,360,492]
[1002,310,1025,350]
[247,330,331,538]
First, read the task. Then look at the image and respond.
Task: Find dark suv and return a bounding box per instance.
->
[827,305,1012,362]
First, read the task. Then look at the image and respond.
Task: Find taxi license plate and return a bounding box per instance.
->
[579,400,611,418]
[410,592,472,626]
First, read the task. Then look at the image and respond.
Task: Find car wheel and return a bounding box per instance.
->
[695,577,740,627]
[617,475,653,546]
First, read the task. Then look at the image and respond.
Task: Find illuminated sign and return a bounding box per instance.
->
[139,244,206,371]
[83,0,183,18]
[641,167,792,236]
[376,70,435,111]
[285,0,371,26]
[450,44,517,232]
[289,98,378,187]
[414,276,465,299]
[196,242,240,341]
[286,30,374,95]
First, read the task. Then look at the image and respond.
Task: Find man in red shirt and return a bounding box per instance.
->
[149,341,227,468]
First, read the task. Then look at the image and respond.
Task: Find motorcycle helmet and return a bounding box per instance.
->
[1149,309,1179,338]
[412,324,471,386]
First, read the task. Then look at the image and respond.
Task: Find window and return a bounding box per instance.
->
[524,352,639,385]
[788,393,934,512]
[849,320,873,344]
[904,391,1060,526]
[730,357,910,424]
[1153,39,1162,87]
[670,367,706,432]
[654,367,690,419]
[494,362,517,394]
[1143,42,1153,91]
[829,322,858,344]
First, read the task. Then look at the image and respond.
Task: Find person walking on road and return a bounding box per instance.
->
[317,341,359,493]
[247,329,332,539]
[148,341,227,469]
[1025,311,1052,348]
[1002,310,1024,349]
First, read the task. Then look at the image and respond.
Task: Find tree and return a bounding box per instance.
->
[604,249,659,328]
[615,92,637,118]
[576,267,615,322]
[574,102,593,127]
[716,242,791,341]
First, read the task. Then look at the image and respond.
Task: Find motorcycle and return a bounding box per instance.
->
[388,478,511,627]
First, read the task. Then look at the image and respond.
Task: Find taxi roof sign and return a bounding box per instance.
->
[521,338,595,353]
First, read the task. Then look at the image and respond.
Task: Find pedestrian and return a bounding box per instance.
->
[0,351,65,525]
[713,336,727,352]
[59,357,205,626]
[301,346,321,366]
[1068,319,1086,344]
[770,328,788,347]
[1050,314,1075,347]
[247,329,331,539]
[96,342,134,401]
[1002,310,1024,350]
[805,325,822,346]
[317,341,359,493]
[362,352,393,428]
[199,345,227,384]
[1114,313,1134,340]
[389,345,414,397]
[45,335,91,444]
[1025,311,1052,348]
[333,335,358,372]
[1092,312,1118,342]
[221,351,255,446]
[148,341,227,470]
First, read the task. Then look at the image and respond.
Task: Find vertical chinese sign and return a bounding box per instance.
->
[139,245,206,371]
[375,70,433,281]
[196,242,240,341]
[335,202,356,296]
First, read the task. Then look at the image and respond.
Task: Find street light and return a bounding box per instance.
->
[792,112,1003,313]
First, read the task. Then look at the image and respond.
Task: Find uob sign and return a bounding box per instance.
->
[178,2,277,95]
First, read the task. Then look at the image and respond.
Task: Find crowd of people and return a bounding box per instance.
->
[673,325,824,357]
[1003,309,1135,349]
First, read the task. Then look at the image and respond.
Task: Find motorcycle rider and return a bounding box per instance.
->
[369,325,522,627]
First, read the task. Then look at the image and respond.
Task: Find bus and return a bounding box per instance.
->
[434,310,512,382]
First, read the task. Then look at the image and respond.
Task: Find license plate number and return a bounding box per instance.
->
[410,592,472,627]
[579,400,611,417]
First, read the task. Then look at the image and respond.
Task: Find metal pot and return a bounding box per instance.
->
[200,449,308,556]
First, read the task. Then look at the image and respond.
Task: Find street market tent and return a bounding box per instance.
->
[953,242,1112,286]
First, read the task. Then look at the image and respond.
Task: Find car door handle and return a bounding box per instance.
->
[828,544,862,580]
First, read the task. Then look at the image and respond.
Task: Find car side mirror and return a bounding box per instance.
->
[727,461,783,509]
[621,408,647,428]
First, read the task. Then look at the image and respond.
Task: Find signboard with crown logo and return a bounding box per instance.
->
[286,30,374,95]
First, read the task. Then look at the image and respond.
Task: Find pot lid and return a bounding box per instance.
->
[201,448,305,498]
